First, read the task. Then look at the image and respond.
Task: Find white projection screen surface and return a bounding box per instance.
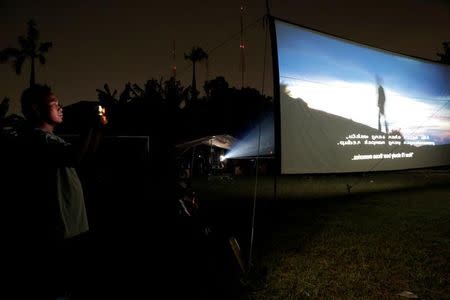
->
[275,19,450,174]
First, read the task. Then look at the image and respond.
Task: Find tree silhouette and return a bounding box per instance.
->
[142,79,164,104]
[96,83,118,107]
[204,76,229,99]
[0,97,10,120]
[437,41,450,64]
[130,79,164,117]
[119,82,133,105]
[184,47,208,100]
[0,20,53,87]
[130,79,165,115]
[163,77,188,110]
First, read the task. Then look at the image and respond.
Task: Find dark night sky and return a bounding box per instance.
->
[1,0,449,114]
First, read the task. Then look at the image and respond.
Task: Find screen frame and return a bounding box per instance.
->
[270,16,450,175]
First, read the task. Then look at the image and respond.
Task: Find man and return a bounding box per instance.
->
[18,84,106,298]
[20,84,105,240]
[376,76,388,133]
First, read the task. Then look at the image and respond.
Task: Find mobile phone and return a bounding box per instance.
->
[98,105,108,125]
[98,105,105,116]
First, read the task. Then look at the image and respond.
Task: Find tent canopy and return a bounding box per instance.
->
[175,134,237,156]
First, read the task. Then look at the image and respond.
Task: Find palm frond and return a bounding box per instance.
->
[38,54,46,64]
[0,48,21,63]
[100,83,118,98]
[184,46,208,63]
[39,42,52,53]
[132,84,144,97]
[119,82,132,104]
[27,19,39,42]
[13,56,25,74]
[17,35,27,49]
[104,83,111,95]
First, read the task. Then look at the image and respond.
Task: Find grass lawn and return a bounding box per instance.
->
[192,170,450,299]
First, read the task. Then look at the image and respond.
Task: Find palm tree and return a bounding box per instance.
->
[184,46,208,100]
[0,20,53,87]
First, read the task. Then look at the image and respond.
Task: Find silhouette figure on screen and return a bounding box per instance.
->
[376,76,388,133]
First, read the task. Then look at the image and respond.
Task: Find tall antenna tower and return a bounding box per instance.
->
[205,55,209,81]
[171,40,177,78]
[239,2,246,88]
[265,0,271,16]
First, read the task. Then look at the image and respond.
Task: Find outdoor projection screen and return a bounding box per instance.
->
[274,19,450,174]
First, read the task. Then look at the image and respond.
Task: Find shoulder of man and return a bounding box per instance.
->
[32,128,69,146]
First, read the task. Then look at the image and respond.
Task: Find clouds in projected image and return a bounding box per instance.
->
[283,78,450,143]
[276,21,450,144]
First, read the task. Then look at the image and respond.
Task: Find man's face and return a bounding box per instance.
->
[42,94,63,125]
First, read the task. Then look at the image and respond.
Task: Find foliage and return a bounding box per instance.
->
[0,20,53,86]
[89,75,271,143]
[0,98,24,139]
[96,83,118,107]
[204,76,229,98]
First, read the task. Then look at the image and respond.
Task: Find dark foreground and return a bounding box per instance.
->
[194,170,450,299]
[19,169,448,299]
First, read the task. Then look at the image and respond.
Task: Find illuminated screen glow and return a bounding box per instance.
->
[275,19,450,174]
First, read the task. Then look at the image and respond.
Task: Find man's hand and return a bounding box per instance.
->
[98,105,108,125]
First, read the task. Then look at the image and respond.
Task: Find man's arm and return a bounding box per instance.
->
[45,106,107,166]
[73,106,108,164]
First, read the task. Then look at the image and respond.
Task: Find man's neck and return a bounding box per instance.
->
[38,122,55,133]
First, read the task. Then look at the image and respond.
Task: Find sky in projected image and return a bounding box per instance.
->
[276,21,450,145]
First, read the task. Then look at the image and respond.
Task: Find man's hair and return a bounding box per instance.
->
[21,84,52,122]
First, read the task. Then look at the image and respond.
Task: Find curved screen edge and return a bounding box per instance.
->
[274,19,450,174]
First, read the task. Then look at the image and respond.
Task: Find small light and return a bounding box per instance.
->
[220,155,225,162]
